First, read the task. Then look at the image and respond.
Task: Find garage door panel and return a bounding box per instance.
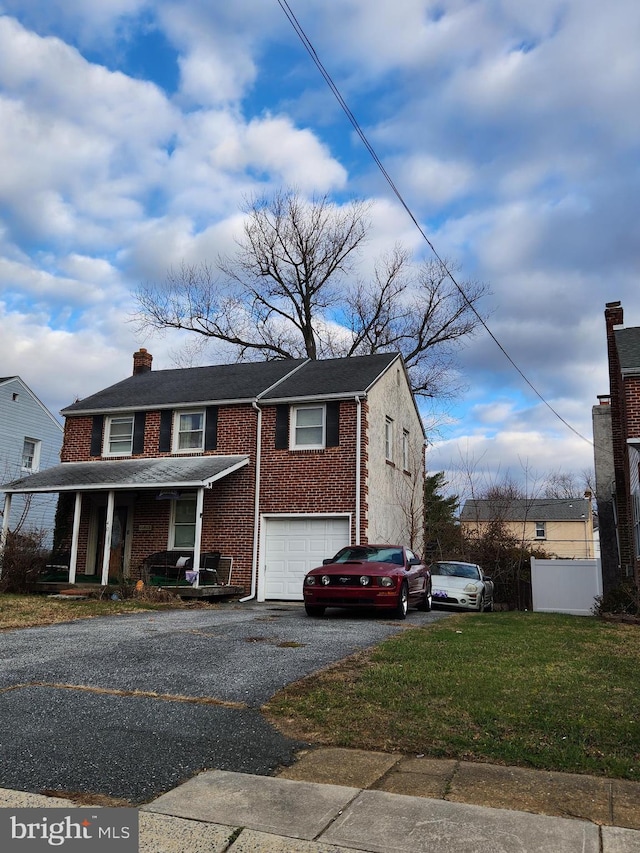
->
[264,516,350,601]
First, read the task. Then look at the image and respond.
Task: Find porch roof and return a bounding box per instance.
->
[1,455,250,494]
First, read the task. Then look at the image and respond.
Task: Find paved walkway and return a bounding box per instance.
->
[1,749,639,852]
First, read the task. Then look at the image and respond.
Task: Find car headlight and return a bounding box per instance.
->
[464,583,479,593]
[321,575,331,586]
[305,575,316,585]
[379,576,394,587]
[360,576,370,586]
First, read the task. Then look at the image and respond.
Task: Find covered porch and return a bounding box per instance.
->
[1,455,249,595]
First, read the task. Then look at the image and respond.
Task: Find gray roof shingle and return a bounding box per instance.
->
[61,353,401,415]
[2,455,249,493]
[460,498,591,522]
[260,353,399,400]
[615,327,640,373]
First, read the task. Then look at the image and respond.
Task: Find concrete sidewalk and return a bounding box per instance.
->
[2,748,639,852]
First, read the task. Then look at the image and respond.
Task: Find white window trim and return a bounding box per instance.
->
[290,404,326,450]
[385,417,394,462]
[103,415,134,457]
[22,437,42,472]
[169,493,197,550]
[402,429,410,472]
[535,521,546,540]
[172,409,205,453]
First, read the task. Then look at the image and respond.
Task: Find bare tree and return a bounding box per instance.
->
[543,469,595,499]
[133,188,488,398]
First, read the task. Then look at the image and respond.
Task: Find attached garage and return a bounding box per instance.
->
[260,515,351,601]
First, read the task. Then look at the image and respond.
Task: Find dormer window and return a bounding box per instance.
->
[173,411,205,452]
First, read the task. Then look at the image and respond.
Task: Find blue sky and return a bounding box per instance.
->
[0,0,639,499]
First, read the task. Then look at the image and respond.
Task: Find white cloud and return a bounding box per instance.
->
[0,1,638,496]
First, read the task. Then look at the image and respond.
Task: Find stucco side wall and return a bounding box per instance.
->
[365,362,425,554]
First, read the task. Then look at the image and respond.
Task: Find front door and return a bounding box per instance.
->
[88,503,131,580]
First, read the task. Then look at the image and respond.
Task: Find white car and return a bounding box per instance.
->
[430,561,494,611]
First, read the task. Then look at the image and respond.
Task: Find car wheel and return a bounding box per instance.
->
[394,582,409,620]
[417,583,432,612]
[305,604,326,617]
[478,593,486,612]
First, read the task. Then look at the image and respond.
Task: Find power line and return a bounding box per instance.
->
[275,0,594,447]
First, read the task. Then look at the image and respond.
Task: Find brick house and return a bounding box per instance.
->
[1,350,425,601]
[460,497,595,559]
[593,301,640,590]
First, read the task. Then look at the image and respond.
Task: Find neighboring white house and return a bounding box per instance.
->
[0,377,63,545]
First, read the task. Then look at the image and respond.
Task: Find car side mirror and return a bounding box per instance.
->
[408,557,421,566]
[322,558,332,565]
[484,576,492,582]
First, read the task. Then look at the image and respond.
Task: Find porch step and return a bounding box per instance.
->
[159,584,244,600]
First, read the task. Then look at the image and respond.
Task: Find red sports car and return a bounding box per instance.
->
[303,544,432,619]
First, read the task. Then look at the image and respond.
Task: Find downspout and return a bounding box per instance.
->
[240,400,262,602]
[355,395,362,545]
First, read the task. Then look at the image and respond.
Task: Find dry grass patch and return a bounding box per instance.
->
[0,592,212,631]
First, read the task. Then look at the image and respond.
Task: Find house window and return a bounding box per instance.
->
[22,438,41,472]
[385,417,394,462]
[170,494,197,548]
[535,521,546,539]
[291,405,325,449]
[104,416,134,456]
[402,429,410,471]
[173,411,204,452]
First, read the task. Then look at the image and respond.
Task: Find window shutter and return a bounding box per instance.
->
[275,405,289,449]
[90,416,103,456]
[133,412,146,455]
[326,402,340,447]
[159,410,172,452]
[205,406,218,451]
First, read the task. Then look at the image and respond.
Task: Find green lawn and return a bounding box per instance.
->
[264,612,640,779]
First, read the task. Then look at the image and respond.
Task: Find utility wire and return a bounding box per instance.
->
[276,0,594,447]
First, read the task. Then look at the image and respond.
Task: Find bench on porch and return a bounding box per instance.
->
[142,550,224,586]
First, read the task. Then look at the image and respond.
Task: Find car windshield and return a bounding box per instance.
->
[432,562,480,580]
[332,546,404,565]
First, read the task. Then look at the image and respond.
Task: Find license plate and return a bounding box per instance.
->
[433,590,448,598]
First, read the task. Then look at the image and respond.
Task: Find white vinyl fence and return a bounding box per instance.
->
[530,558,602,617]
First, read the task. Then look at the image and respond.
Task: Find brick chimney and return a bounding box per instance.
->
[133,348,153,375]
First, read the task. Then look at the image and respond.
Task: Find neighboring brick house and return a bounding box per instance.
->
[0,376,63,545]
[460,497,595,559]
[1,350,425,600]
[593,301,640,590]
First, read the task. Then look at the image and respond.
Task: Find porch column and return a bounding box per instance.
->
[193,487,204,588]
[0,493,11,578]
[68,492,82,584]
[101,490,115,586]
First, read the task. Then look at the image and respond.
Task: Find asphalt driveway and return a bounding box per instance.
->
[0,602,448,804]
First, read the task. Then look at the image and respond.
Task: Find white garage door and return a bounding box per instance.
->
[263,516,351,600]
